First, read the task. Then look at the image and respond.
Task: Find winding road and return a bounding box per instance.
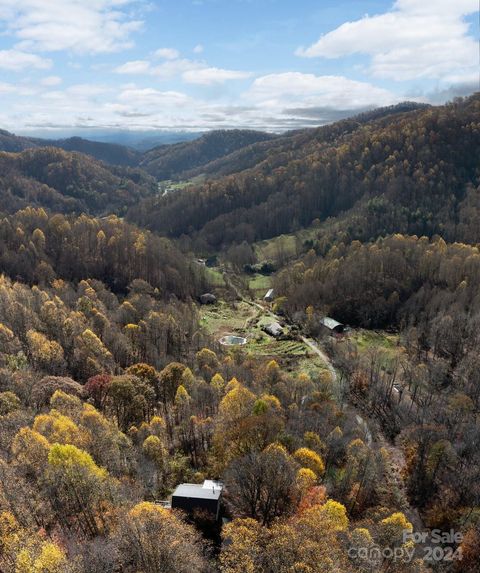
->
[300,335,337,382]
[222,265,375,447]
[301,333,423,529]
[221,265,424,530]
[301,335,373,446]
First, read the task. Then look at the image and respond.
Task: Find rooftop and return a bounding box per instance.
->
[321,317,344,330]
[264,321,283,334]
[172,480,223,501]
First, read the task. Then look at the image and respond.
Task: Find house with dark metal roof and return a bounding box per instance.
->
[320,317,345,335]
[171,480,223,520]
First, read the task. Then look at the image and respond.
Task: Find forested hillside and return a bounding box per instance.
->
[139,129,275,180]
[0,129,39,153]
[128,95,480,248]
[0,130,141,166]
[0,147,156,215]
[0,97,479,573]
[182,102,430,181]
[46,137,140,167]
[0,207,204,295]
[273,234,480,529]
[1,268,428,571]
[0,128,276,187]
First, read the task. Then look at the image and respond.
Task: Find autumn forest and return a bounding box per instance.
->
[0,94,479,573]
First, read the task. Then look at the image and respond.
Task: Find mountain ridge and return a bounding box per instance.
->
[126,95,479,248]
[0,146,157,216]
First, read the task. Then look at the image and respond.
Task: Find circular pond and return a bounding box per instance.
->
[219,335,247,346]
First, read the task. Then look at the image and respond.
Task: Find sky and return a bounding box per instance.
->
[0,0,478,134]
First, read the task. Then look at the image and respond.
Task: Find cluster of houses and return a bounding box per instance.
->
[199,285,347,343]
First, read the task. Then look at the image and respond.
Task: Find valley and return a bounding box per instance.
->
[0,95,478,572]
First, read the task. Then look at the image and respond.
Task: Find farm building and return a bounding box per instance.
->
[171,480,223,520]
[264,289,274,302]
[263,321,284,338]
[200,293,217,305]
[320,317,345,335]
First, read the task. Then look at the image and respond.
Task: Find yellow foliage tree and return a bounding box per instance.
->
[33,410,87,448]
[293,447,325,478]
[296,468,317,493]
[26,330,64,373]
[120,502,205,573]
[16,542,66,573]
[221,518,262,573]
[11,428,50,478]
[211,373,225,393]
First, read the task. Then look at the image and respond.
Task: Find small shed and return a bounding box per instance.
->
[200,293,217,305]
[264,289,274,303]
[263,321,284,338]
[320,317,345,335]
[171,480,223,520]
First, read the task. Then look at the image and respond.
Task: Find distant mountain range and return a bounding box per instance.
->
[9,129,203,151]
[0,128,274,176]
[0,130,141,166]
[4,97,478,249]
[1,104,428,176]
[126,96,480,248]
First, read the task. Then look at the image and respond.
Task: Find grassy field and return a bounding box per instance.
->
[204,267,226,287]
[158,175,205,195]
[200,300,254,335]
[253,225,321,263]
[293,355,331,379]
[350,330,400,354]
[248,274,272,297]
[199,299,331,379]
[348,329,403,372]
[254,234,298,261]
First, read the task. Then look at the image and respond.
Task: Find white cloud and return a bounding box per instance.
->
[183,67,252,85]
[115,60,151,74]
[0,81,117,130]
[40,84,110,104]
[114,54,202,78]
[0,0,143,54]
[154,47,180,60]
[247,73,399,109]
[1,70,405,132]
[152,58,204,80]
[0,49,51,71]
[67,84,110,98]
[0,82,40,97]
[193,44,204,54]
[297,0,479,81]
[114,51,252,84]
[40,75,62,86]
[0,82,16,94]
[118,87,191,107]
